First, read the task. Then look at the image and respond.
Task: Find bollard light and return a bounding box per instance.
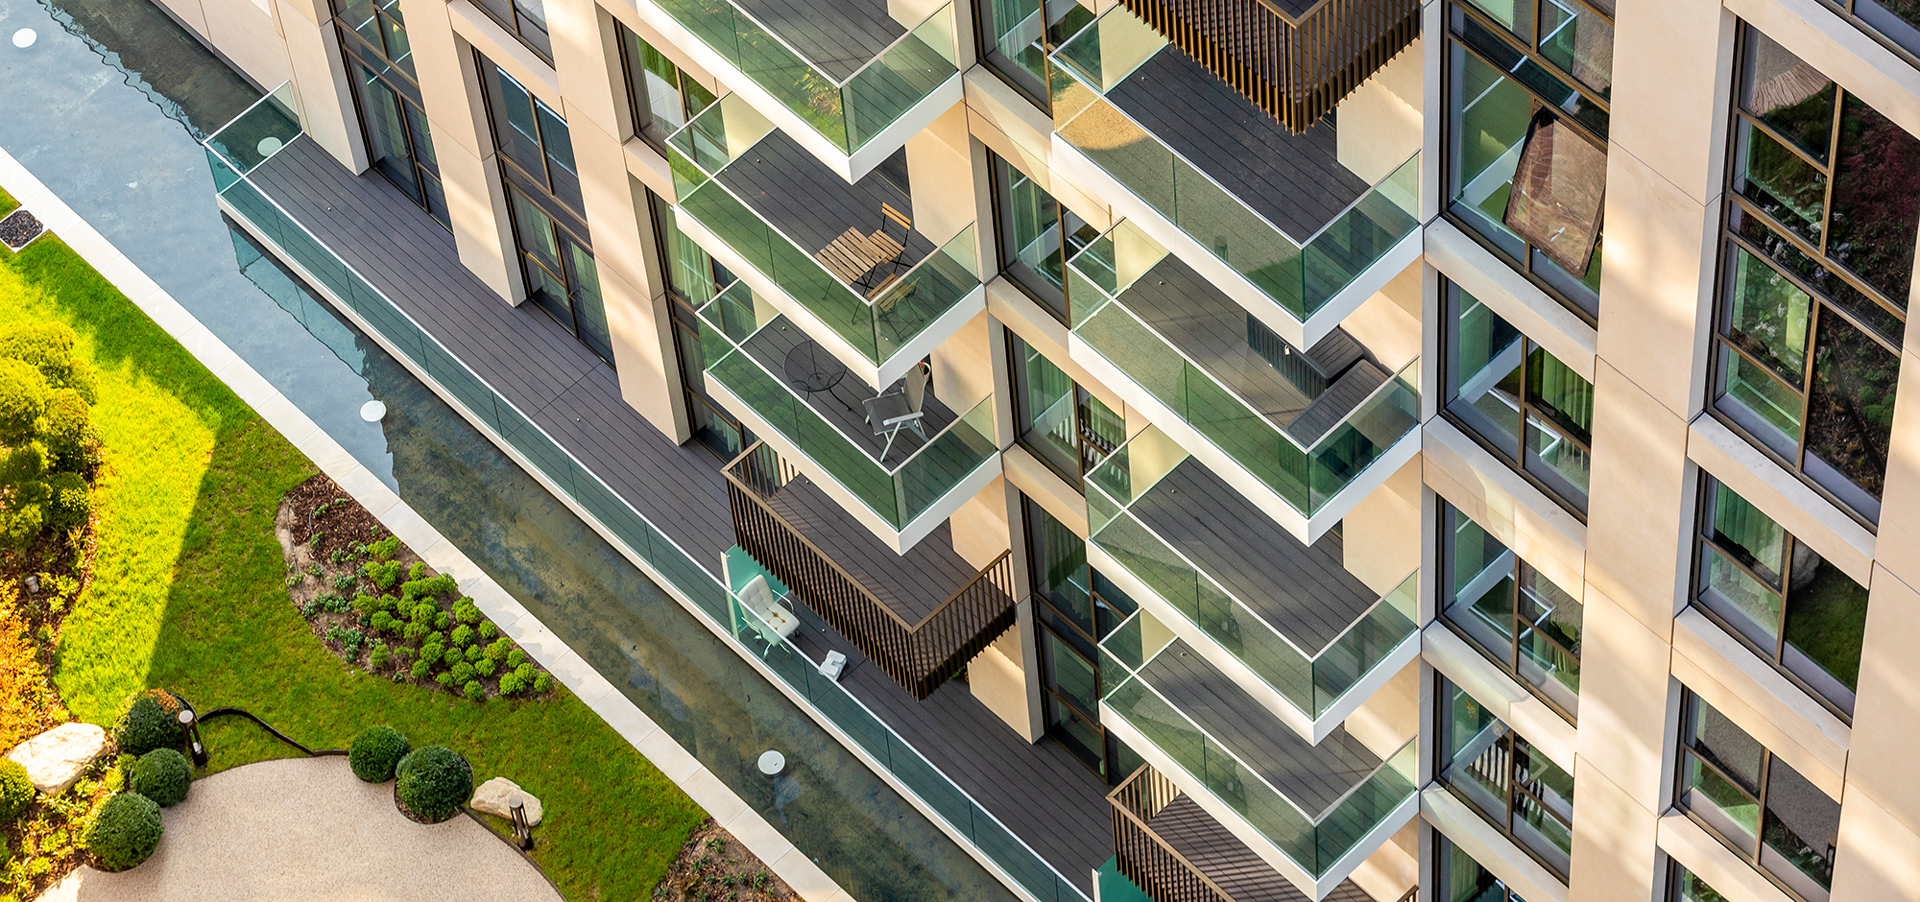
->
[508,795,533,850]
[177,708,208,768]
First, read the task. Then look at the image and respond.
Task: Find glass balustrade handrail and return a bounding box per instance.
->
[696,288,999,529]
[205,81,300,177]
[650,0,958,152]
[1100,614,1418,835]
[202,94,1083,902]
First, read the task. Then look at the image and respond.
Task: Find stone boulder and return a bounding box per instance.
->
[469,777,542,826]
[7,723,108,795]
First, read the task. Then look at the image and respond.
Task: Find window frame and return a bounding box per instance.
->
[467,0,552,63]
[1673,690,1841,902]
[1007,331,1123,487]
[1442,0,1613,324]
[1441,279,1594,518]
[649,191,748,457]
[501,178,612,366]
[987,150,1094,324]
[1438,502,1583,724]
[1435,677,1576,879]
[1434,830,1530,902]
[972,0,1092,113]
[1707,24,1911,530]
[476,56,583,215]
[615,24,716,155]
[1815,0,1920,71]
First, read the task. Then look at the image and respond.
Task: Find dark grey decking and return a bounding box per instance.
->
[720,131,935,270]
[1131,459,1378,653]
[740,316,956,464]
[1144,794,1376,902]
[246,136,1109,895]
[764,473,983,622]
[1111,46,1369,242]
[732,0,903,81]
[1140,640,1381,816]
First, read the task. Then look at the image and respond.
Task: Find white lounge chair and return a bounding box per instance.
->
[737,575,801,646]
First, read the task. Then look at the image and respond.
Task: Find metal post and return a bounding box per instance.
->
[177,709,208,768]
[508,795,533,850]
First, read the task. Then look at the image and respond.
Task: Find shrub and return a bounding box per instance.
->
[130,749,191,807]
[363,559,403,591]
[43,471,89,532]
[41,389,100,472]
[348,726,410,782]
[351,593,393,615]
[0,759,33,821]
[533,673,553,694]
[498,671,524,696]
[506,649,528,670]
[463,680,484,700]
[478,621,499,640]
[463,645,483,663]
[456,599,483,625]
[449,625,473,648]
[407,562,427,582]
[115,691,185,757]
[514,662,535,682]
[368,643,391,669]
[410,660,431,680]
[0,358,49,446]
[485,637,513,661]
[417,642,444,667]
[369,611,396,634]
[473,656,496,678]
[450,662,475,685]
[0,322,98,404]
[401,620,430,643]
[433,611,450,630]
[393,746,471,823]
[85,793,162,870]
[434,672,454,688]
[367,535,400,562]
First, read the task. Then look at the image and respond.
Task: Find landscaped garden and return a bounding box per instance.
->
[0,194,786,900]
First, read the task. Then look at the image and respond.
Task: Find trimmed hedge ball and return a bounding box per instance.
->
[0,759,33,821]
[130,749,192,807]
[393,745,471,823]
[85,793,163,871]
[114,692,185,757]
[348,726,411,783]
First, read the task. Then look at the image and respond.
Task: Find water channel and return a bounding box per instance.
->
[0,0,1023,898]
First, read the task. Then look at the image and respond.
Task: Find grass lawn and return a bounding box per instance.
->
[0,232,705,900]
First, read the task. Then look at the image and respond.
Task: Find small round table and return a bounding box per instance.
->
[783,339,845,398]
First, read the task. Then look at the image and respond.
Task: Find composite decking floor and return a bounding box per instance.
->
[762,473,981,623]
[1131,459,1378,653]
[731,0,901,81]
[1125,257,1313,428]
[739,316,956,464]
[247,137,1108,894]
[1144,794,1375,902]
[719,131,934,272]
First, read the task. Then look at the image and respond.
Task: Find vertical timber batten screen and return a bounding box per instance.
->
[1121,0,1420,133]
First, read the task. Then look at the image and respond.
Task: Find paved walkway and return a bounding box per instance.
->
[44,757,561,902]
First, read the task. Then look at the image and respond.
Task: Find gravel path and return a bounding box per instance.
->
[42,756,561,902]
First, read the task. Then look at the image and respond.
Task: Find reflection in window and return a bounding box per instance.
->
[1446,0,1612,319]
[1438,679,1575,876]
[332,0,448,229]
[1818,0,1920,79]
[1024,495,1137,779]
[1438,833,1530,902]
[992,152,1096,321]
[1695,478,1868,717]
[619,25,716,151]
[506,186,611,366]
[977,0,1092,106]
[1670,863,1730,902]
[1714,25,1911,523]
[1011,334,1123,485]
[652,195,746,457]
[1441,503,1582,720]
[468,0,549,60]
[1677,692,1840,902]
[1445,282,1593,511]
[480,59,583,214]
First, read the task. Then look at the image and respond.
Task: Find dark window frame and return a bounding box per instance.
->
[500,176,613,365]
[1442,0,1613,324]
[1707,24,1911,529]
[615,24,717,155]
[648,191,748,457]
[1815,0,1920,71]
[1434,830,1530,902]
[1435,677,1576,880]
[1440,279,1594,518]
[1438,502,1583,724]
[1674,690,1841,902]
[972,0,1092,113]
[476,55,583,215]
[987,150,1095,324]
[330,0,450,230]
[1667,860,1733,902]
[466,0,552,63]
[1007,331,1123,487]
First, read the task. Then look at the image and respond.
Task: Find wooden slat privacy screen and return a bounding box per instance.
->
[1121,0,1420,133]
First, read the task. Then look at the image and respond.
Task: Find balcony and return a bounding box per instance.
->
[671,94,984,390]
[1067,223,1419,541]
[724,442,1018,698]
[697,282,998,548]
[1110,764,1380,902]
[642,0,961,177]
[1085,427,1417,742]
[1048,6,1420,347]
[1101,615,1418,897]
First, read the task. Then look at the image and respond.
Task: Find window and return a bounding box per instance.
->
[1024,495,1140,780]
[1818,0,1920,66]
[1010,334,1123,486]
[1445,281,1594,512]
[1669,863,1731,902]
[1440,503,1583,720]
[1438,678,1575,876]
[1712,26,1914,525]
[468,0,550,61]
[1437,833,1531,902]
[480,60,582,214]
[506,186,612,365]
[991,152,1096,321]
[1693,477,1868,717]
[976,0,1093,108]
[652,194,746,457]
[332,0,449,229]
[1676,691,1840,902]
[618,25,715,152]
[1445,0,1613,319]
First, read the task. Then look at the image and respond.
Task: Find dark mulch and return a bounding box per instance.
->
[286,472,385,560]
[654,820,796,902]
[0,209,44,251]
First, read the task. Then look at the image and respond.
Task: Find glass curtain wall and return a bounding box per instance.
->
[991,152,1097,321]
[1694,477,1869,717]
[1818,0,1920,62]
[1445,0,1614,319]
[469,0,551,60]
[332,0,450,229]
[652,193,747,457]
[976,0,1092,106]
[1670,864,1731,902]
[1010,334,1124,485]
[1023,496,1139,779]
[1437,679,1576,876]
[1437,834,1531,902]
[1712,25,1915,524]
[480,59,612,365]
[1445,281,1594,512]
[619,25,717,153]
[1677,691,1841,902]
[1441,503,1583,720]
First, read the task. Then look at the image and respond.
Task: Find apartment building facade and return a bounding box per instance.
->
[168,0,1920,898]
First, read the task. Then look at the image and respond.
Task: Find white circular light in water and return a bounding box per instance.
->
[256,136,284,157]
[757,750,785,776]
[11,28,36,48]
[359,400,387,422]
